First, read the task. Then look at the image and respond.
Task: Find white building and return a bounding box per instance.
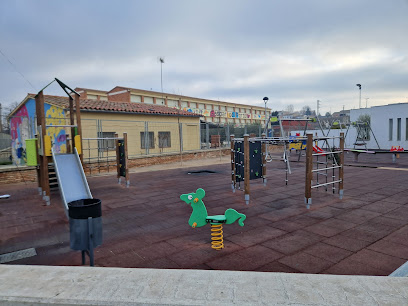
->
[350,103,408,150]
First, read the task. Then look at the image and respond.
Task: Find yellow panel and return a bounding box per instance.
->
[44,135,52,156]
[74,135,82,154]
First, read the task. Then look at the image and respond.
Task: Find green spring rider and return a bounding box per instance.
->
[180,188,246,250]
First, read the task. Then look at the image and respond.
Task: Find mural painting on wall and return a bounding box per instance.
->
[10,98,40,165]
[182,106,263,121]
[10,99,67,165]
[45,104,66,154]
[10,105,31,165]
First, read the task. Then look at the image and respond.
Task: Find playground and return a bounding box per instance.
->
[2,151,408,276]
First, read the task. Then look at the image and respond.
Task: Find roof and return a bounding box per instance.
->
[74,87,109,94]
[21,94,201,117]
[109,86,270,110]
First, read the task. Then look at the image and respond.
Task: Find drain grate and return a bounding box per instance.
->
[187,170,216,174]
[0,248,37,263]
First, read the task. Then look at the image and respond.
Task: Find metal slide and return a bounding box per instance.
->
[52,147,92,216]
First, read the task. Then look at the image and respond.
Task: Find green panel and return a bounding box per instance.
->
[26,139,37,166]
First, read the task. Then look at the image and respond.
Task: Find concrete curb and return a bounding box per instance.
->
[1,265,408,305]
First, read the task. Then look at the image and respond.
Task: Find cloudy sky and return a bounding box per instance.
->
[1,0,408,114]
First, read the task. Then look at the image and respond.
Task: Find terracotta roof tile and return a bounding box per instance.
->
[27,94,201,117]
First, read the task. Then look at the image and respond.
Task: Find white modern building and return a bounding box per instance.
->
[350,103,408,150]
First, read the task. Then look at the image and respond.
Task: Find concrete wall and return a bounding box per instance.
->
[1,265,408,305]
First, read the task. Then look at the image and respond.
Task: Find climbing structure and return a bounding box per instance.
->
[180,188,246,250]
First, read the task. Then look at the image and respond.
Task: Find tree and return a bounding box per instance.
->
[357,114,370,124]
[301,105,312,116]
[285,104,294,113]
[325,111,332,117]
[1,102,19,134]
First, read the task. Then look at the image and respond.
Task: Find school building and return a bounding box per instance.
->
[8,93,201,166]
[75,86,270,125]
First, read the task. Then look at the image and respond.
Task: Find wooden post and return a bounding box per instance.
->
[36,91,50,205]
[115,133,120,184]
[244,134,250,205]
[305,133,313,209]
[339,132,344,199]
[124,132,130,187]
[74,94,83,163]
[262,133,267,186]
[230,134,235,193]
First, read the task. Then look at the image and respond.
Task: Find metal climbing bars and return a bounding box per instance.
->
[305,132,344,208]
[231,133,345,208]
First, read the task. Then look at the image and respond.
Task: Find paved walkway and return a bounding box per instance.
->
[1,153,408,276]
[1,265,408,305]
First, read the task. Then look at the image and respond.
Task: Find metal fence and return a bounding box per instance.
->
[6,115,269,165]
[200,122,264,149]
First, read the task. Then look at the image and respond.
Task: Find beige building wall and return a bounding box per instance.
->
[79,112,200,161]
[105,87,269,125]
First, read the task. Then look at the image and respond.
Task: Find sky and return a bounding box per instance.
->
[1,0,408,114]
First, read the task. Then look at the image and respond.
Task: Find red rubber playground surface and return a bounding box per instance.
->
[1,152,408,275]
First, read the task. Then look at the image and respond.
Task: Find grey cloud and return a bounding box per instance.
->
[1,0,408,114]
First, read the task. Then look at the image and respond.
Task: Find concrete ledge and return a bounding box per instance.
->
[1,265,408,305]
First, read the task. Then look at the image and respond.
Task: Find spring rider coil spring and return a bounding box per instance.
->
[180,188,246,250]
[210,224,224,250]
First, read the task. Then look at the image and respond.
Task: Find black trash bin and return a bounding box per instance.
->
[68,198,103,265]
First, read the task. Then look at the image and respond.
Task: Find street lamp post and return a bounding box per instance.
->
[159,57,165,93]
[263,97,269,134]
[356,84,361,108]
[365,98,369,108]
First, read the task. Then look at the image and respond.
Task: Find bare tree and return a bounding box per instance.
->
[1,101,19,133]
[285,104,294,113]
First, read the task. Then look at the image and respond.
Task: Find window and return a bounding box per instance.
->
[98,132,116,152]
[406,118,408,141]
[131,95,141,103]
[140,132,154,149]
[100,96,108,101]
[144,97,154,104]
[181,101,188,108]
[397,118,401,141]
[198,103,204,110]
[87,94,97,100]
[167,100,178,107]
[389,119,393,141]
[156,98,165,105]
[189,102,196,108]
[158,132,171,148]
